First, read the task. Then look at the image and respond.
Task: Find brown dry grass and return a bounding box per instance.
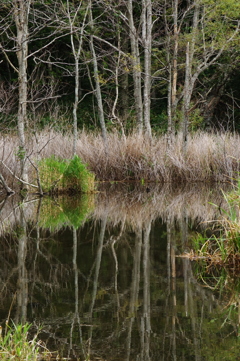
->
[0,130,240,192]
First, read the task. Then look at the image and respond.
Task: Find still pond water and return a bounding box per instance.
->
[0,184,239,360]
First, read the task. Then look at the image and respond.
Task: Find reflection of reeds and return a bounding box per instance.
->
[93,183,231,230]
[0,183,231,236]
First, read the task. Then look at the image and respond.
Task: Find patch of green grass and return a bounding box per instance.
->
[0,321,50,360]
[38,155,95,194]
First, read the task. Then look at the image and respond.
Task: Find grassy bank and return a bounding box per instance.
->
[0,130,240,192]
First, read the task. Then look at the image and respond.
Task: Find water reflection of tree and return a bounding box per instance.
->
[15,206,28,323]
[0,185,239,360]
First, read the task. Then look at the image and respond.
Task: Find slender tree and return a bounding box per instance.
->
[63,0,90,156]
[142,0,152,139]
[14,0,31,187]
[89,0,108,146]
[127,0,143,134]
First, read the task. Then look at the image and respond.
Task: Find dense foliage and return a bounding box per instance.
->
[0,0,239,134]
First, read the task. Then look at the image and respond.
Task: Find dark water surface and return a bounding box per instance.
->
[0,184,239,360]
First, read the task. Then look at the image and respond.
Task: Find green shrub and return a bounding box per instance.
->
[38,155,95,194]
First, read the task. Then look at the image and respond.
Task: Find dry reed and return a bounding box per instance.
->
[0,130,240,192]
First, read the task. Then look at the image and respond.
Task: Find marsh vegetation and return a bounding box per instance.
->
[0,130,240,196]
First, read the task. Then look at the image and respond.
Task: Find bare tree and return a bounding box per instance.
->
[14,0,31,187]
[127,0,143,134]
[89,0,108,146]
[164,0,240,146]
[63,0,90,156]
[142,0,153,139]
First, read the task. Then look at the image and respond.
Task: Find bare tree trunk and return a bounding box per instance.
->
[172,0,179,118]
[14,0,30,187]
[127,0,143,134]
[181,3,200,150]
[119,28,129,128]
[142,0,152,139]
[89,1,108,146]
[182,42,190,151]
[164,1,174,143]
[66,0,89,156]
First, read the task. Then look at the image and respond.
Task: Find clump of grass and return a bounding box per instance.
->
[185,182,240,271]
[0,321,51,360]
[38,155,95,194]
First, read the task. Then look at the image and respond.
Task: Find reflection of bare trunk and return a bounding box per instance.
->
[16,207,28,323]
[111,218,126,318]
[141,223,151,361]
[88,215,107,355]
[69,228,83,356]
[166,215,177,361]
[186,259,202,361]
[126,229,142,361]
[180,206,189,315]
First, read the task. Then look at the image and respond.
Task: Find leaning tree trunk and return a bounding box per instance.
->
[14,0,30,188]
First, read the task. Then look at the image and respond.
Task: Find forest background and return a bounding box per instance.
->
[0,0,240,191]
